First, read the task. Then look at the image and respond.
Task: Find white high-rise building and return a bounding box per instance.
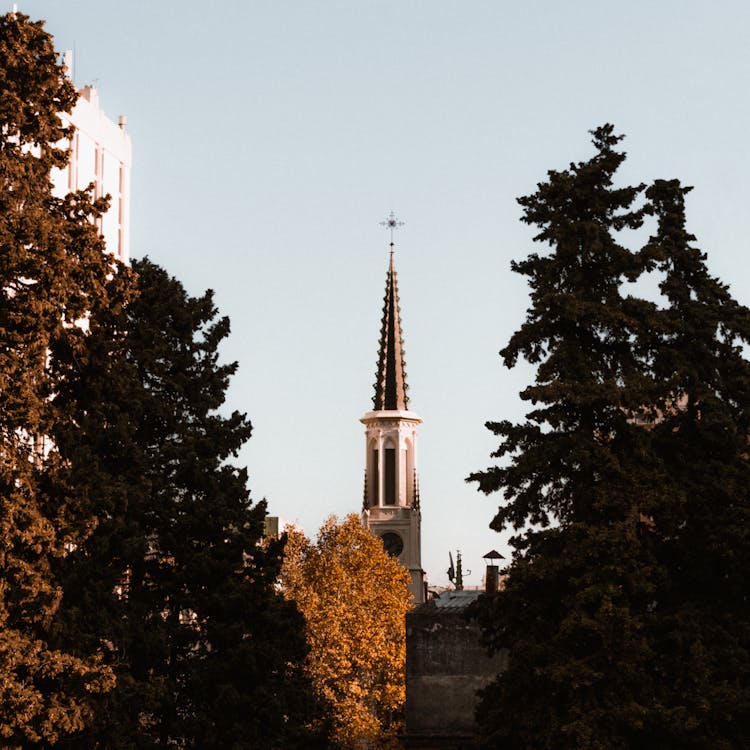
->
[52,55,131,263]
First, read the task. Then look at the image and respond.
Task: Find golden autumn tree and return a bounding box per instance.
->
[281,514,412,749]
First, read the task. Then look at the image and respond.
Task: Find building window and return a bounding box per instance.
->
[385,448,396,505]
[372,449,379,506]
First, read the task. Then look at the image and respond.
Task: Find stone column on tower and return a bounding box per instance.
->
[361,233,425,604]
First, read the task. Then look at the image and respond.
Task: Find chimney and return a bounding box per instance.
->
[483,549,504,594]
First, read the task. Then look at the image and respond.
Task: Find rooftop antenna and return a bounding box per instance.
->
[455,551,464,590]
[455,550,471,590]
[447,550,471,590]
[62,50,73,81]
[380,210,404,251]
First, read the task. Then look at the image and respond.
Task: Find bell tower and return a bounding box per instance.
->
[362,215,424,604]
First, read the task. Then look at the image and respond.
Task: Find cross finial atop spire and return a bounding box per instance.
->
[380,211,404,247]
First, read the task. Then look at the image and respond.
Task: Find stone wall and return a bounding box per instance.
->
[403,591,507,749]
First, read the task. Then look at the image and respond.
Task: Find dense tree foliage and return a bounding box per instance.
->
[53,259,327,750]
[0,12,119,745]
[281,515,411,749]
[0,12,327,746]
[642,179,750,747]
[470,127,750,749]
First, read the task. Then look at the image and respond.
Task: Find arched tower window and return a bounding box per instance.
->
[370,443,378,508]
[404,436,413,505]
[384,447,396,505]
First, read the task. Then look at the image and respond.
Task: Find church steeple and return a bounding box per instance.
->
[361,214,425,603]
[373,249,409,411]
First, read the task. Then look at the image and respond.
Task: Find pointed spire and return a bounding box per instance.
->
[373,246,410,411]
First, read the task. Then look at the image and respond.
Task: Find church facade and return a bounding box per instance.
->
[361,243,425,604]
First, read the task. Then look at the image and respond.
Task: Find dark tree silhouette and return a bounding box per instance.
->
[469,127,750,749]
[54,259,328,749]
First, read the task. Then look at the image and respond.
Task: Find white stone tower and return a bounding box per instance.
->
[361,234,425,604]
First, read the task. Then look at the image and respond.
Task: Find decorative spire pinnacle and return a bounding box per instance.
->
[380,210,404,245]
[373,214,409,411]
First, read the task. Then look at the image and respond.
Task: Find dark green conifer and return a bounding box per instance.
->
[471,130,750,750]
[640,180,750,748]
[54,259,327,749]
[468,127,668,749]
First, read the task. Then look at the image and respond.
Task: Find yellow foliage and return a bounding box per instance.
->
[281,514,412,750]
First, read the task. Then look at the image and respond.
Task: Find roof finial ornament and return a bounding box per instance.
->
[380,211,404,249]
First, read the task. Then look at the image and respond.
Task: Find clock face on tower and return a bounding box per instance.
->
[380,532,404,558]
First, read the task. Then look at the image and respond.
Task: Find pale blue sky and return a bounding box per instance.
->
[22,1,750,586]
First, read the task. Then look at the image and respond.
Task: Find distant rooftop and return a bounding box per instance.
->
[428,589,482,611]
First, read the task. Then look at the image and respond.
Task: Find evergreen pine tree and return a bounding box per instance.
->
[54,259,327,749]
[0,12,119,745]
[639,179,750,748]
[468,127,669,749]
[471,129,750,749]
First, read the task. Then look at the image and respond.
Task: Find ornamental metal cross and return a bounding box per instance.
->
[380,211,405,244]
